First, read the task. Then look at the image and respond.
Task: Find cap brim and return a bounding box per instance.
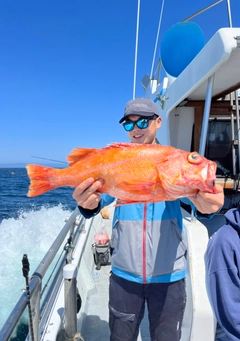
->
[119,113,159,124]
[119,114,149,124]
[119,116,127,124]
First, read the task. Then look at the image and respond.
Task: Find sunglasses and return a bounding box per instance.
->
[122,115,158,132]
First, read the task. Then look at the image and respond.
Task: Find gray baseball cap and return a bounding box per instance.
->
[119,98,160,124]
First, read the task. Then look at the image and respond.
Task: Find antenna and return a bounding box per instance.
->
[133,0,141,99]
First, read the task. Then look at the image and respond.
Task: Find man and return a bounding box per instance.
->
[73,98,224,341]
[205,206,240,341]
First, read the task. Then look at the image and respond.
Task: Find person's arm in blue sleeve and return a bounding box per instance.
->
[206,238,240,340]
[72,178,115,218]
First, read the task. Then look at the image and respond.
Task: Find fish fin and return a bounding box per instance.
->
[26,164,58,197]
[117,179,159,195]
[115,199,144,206]
[67,143,145,166]
[67,148,99,166]
[106,142,133,148]
[104,142,142,150]
[156,170,183,198]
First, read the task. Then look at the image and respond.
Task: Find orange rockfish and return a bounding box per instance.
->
[26,143,217,204]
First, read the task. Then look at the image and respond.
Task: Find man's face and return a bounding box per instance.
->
[125,115,162,144]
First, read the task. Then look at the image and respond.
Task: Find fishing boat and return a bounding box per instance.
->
[1,0,240,340]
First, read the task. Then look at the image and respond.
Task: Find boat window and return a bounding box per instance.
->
[205,119,238,176]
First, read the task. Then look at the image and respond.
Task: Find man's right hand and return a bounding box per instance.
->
[72,178,103,210]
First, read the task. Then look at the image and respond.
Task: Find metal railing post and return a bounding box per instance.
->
[199,74,215,156]
[63,263,78,339]
[31,278,41,341]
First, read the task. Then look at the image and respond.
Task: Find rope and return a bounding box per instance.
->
[150,0,165,79]
[133,0,141,99]
[182,0,224,22]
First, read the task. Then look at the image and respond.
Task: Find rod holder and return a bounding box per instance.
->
[63,263,78,339]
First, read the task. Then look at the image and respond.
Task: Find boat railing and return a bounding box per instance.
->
[0,207,88,341]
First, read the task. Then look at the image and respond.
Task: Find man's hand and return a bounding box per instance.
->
[72,178,103,210]
[189,184,224,214]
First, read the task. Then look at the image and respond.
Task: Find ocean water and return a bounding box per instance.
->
[0,168,77,337]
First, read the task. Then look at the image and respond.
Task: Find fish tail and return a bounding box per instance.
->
[26,164,58,197]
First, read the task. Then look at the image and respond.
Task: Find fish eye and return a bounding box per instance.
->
[188,152,201,164]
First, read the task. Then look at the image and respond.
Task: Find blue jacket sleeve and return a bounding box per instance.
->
[206,235,240,341]
[78,194,115,218]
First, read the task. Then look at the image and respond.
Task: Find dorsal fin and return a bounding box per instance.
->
[67,143,135,166]
[67,143,146,167]
[100,143,135,150]
[67,148,99,167]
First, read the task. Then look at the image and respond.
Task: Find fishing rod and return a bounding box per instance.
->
[31,156,68,164]
[22,254,35,341]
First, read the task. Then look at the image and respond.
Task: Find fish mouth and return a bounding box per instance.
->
[206,180,215,187]
[206,161,217,188]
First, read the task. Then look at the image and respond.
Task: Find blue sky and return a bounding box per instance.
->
[1,0,239,165]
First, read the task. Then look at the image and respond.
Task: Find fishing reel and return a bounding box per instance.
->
[91,242,110,270]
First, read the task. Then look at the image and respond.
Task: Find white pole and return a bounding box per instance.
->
[63,263,78,339]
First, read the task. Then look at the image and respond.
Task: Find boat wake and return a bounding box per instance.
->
[0,204,74,330]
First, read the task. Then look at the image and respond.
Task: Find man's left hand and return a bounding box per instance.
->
[189,184,224,214]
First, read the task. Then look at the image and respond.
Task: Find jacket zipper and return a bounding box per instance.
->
[142,203,147,284]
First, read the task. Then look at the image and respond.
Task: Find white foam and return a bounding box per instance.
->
[0,204,73,329]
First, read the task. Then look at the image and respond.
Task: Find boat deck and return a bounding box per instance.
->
[81,262,111,340]
[81,263,151,341]
[81,216,151,341]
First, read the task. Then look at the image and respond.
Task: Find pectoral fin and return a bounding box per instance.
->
[115,199,142,206]
[117,177,160,195]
